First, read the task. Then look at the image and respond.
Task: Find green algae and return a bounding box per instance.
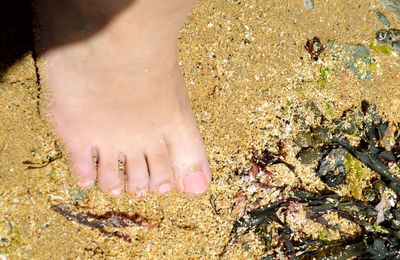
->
[372,224,390,234]
[0,224,22,254]
[370,41,394,55]
[316,67,330,87]
[353,57,379,79]
[318,228,333,242]
[69,187,89,201]
[344,151,372,200]
[48,170,57,181]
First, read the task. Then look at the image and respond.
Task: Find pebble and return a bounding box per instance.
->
[304,0,315,10]
[375,11,391,26]
[393,40,400,53]
[327,40,373,80]
[380,0,400,17]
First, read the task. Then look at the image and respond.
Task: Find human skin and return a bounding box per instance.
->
[34,0,211,196]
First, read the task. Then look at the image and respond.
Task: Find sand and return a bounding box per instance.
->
[1,0,400,258]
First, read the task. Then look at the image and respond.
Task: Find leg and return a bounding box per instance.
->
[34,0,210,195]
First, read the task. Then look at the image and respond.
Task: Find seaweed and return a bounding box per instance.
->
[295,101,400,191]
[251,145,295,173]
[22,141,62,169]
[227,101,400,258]
[50,204,153,243]
[227,193,400,259]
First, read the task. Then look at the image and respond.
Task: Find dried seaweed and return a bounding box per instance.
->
[23,141,62,169]
[50,204,152,243]
[251,146,295,173]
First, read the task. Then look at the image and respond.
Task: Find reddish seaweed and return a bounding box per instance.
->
[50,204,152,243]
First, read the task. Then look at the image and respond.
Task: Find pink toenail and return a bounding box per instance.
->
[158,183,172,194]
[78,180,95,187]
[184,172,208,194]
[109,188,122,196]
[135,189,147,197]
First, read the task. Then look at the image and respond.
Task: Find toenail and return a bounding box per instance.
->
[183,172,208,194]
[109,187,122,196]
[78,179,95,188]
[158,183,172,194]
[135,189,147,197]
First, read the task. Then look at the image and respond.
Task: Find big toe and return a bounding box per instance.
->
[166,123,210,194]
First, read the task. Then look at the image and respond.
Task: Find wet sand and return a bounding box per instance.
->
[1,0,400,258]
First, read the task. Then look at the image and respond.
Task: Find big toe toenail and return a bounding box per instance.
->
[183,172,208,194]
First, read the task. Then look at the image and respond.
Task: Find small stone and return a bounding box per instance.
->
[313,127,332,143]
[393,40,400,53]
[375,11,391,26]
[294,133,313,148]
[297,147,322,164]
[304,0,315,9]
[380,0,400,17]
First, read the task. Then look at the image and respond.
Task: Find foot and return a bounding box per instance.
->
[35,0,210,195]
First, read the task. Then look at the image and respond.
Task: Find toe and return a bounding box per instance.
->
[97,149,124,195]
[166,123,210,194]
[145,141,174,194]
[69,146,97,188]
[126,152,150,196]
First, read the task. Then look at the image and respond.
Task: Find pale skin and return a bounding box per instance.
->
[35,0,210,196]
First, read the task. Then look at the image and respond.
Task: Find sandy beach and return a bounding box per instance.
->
[1,0,400,258]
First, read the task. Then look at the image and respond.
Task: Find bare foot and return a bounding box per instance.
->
[34,0,210,195]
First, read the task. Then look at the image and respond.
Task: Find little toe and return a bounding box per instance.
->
[166,124,210,194]
[126,152,150,196]
[97,149,124,195]
[145,142,174,194]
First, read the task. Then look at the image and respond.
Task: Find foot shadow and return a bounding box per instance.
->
[0,0,135,78]
[0,0,34,77]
